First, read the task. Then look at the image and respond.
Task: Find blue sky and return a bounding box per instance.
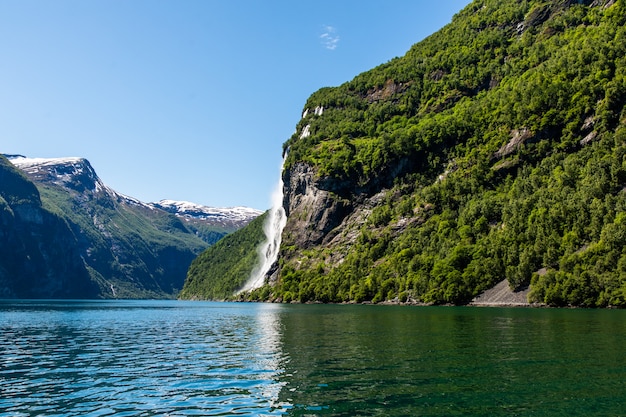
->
[0,0,471,210]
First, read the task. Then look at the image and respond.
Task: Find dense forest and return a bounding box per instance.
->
[184,0,626,307]
[180,212,268,300]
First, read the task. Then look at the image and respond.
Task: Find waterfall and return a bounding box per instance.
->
[240,153,288,292]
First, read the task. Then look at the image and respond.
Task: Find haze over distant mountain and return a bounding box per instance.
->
[181,0,626,307]
[0,154,260,299]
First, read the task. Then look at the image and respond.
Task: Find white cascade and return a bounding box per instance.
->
[240,154,288,292]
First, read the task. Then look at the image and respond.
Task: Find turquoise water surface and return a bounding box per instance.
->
[1,300,624,416]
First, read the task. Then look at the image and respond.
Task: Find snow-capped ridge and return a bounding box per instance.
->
[9,155,113,197]
[8,155,261,228]
[151,199,262,224]
[10,156,86,167]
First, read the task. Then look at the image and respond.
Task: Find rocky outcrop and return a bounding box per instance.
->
[494,128,534,160]
[282,162,352,249]
[364,79,411,103]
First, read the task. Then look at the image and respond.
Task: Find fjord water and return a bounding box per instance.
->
[1,301,624,416]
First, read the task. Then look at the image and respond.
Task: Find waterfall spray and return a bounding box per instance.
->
[240,153,288,292]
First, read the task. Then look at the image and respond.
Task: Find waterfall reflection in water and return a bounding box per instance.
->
[2,301,625,417]
[0,300,290,416]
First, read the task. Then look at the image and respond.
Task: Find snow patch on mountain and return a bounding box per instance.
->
[7,155,261,229]
[9,156,114,196]
[10,156,84,167]
[151,199,262,226]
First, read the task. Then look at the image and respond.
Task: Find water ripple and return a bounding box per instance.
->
[0,301,289,416]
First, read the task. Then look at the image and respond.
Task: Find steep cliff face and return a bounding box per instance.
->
[0,156,97,298]
[282,162,352,249]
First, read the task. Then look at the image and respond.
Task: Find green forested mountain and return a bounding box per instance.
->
[179,212,267,300]
[185,0,626,307]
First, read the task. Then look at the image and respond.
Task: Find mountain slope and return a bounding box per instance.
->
[179,211,268,300]
[2,155,260,298]
[276,0,626,307]
[184,0,626,307]
[0,155,98,298]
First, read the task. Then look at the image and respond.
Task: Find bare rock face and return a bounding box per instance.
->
[282,162,352,250]
[364,79,411,103]
[279,152,419,270]
[494,128,534,160]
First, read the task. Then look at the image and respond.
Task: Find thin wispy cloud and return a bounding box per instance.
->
[320,25,339,50]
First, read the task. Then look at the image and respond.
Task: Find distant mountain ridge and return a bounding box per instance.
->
[1,154,260,298]
[8,155,261,235]
[9,155,261,216]
[150,199,261,231]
